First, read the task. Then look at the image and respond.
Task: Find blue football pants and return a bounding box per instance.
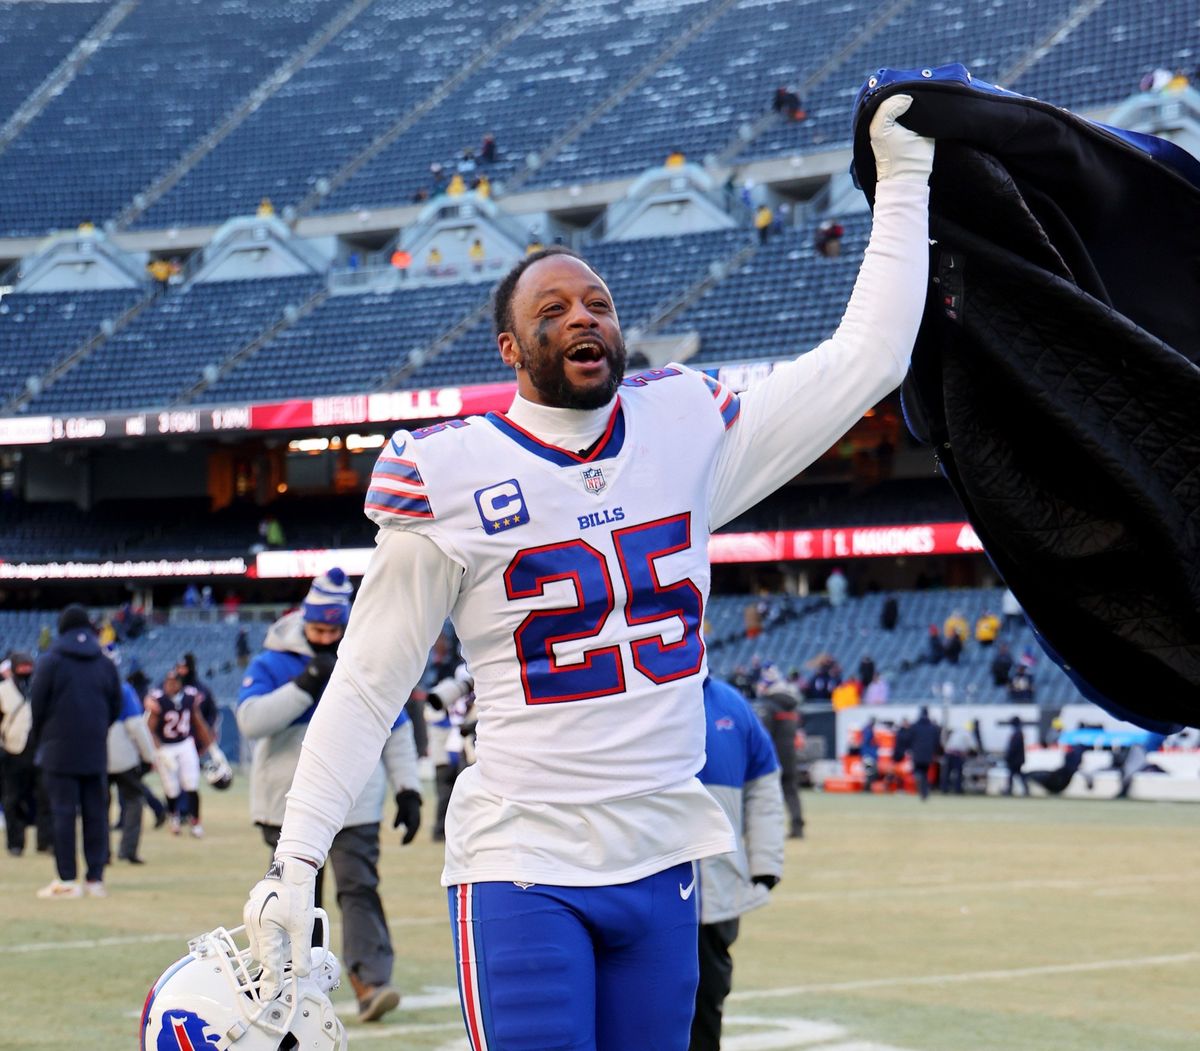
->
[449,861,699,1051]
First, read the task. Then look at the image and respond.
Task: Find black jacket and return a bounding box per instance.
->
[30,628,121,775]
[852,64,1200,731]
[909,715,940,766]
[1005,727,1026,770]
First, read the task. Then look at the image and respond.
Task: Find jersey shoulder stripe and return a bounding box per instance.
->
[366,436,434,520]
[702,374,741,430]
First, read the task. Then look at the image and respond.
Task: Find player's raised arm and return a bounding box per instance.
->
[244,527,462,997]
[709,94,933,529]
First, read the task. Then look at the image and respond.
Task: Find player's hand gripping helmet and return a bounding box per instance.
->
[201,743,234,791]
[139,909,347,1050]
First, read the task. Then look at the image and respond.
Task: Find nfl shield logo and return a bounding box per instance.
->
[581,466,606,495]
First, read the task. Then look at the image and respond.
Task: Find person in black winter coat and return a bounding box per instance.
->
[29,605,122,898]
[909,707,941,800]
[1004,716,1028,796]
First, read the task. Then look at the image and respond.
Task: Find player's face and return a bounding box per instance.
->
[303,622,344,649]
[499,255,626,410]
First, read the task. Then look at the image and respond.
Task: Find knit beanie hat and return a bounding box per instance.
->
[58,604,93,635]
[302,568,353,626]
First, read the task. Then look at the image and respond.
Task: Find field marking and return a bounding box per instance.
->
[9,931,187,954]
[729,951,1200,1001]
[771,871,1192,904]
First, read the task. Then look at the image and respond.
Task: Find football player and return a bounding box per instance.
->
[145,669,214,837]
[245,94,934,1049]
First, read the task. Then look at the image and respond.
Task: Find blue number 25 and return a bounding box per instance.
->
[503,513,704,704]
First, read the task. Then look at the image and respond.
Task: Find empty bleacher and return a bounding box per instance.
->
[133,0,517,231]
[0,0,1193,238]
[0,287,143,406]
[26,275,323,413]
[0,0,345,237]
[0,1,104,130]
[314,0,710,214]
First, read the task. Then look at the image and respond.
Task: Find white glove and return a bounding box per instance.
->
[244,856,317,999]
[869,94,934,183]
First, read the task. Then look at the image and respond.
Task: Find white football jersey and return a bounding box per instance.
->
[369,365,739,802]
[367,364,741,881]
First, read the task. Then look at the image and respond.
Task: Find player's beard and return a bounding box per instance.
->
[516,329,627,410]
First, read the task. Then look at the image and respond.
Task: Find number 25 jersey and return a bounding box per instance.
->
[368,365,742,884]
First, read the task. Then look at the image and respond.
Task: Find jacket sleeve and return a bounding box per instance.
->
[128,713,157,765]
[235,655,313,740]
[743,715,785,880]
[106,663,122,726]
[28,654,55,746]
[380,718,421,795]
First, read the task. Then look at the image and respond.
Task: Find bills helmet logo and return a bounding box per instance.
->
[581,466,606,495]
[714,717,735,731]
[158,1010,219,1050]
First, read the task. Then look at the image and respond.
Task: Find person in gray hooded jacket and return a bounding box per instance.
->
[236,568,421,1023]
[692,676,785,1051]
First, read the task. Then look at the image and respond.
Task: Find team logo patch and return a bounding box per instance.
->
[714,717,735,731]
[159,1009,218,1050]
[475,479,530,533]
[581,466,606,495]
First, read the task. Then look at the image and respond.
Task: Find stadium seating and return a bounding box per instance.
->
[0,0,1194,238]
[659,212,869,364]
[314,0,709,215]
[740,0,1081,163]
[526,0,883,189]
[0,0,103,130]
[1011,0,1200,114]
[0,0,345,237]
[27,275,323,413]
[133,0,518,230]
[196,280,488,404]
[704,588,1089,704]
[0,287,143,407]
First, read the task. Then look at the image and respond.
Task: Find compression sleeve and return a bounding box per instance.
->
[709,178,929,528]
[274,528,462,863]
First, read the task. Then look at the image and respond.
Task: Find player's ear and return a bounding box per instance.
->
[497,331,520,369]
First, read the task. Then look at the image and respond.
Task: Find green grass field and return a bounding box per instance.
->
[3,782,1198,1051]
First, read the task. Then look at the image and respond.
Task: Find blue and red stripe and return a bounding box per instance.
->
[365,486,433,519]
[373,456,424,487]
[703,375,741,430]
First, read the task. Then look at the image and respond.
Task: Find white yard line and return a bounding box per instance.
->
[9,931,187,954]
[729,952,1200,1001]
[771,871,1191,904]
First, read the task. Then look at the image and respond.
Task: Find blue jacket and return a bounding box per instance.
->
[696,677,784,924]
[30,627,121,775]
[236,610,412,827]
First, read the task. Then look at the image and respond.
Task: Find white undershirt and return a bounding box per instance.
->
[275,178,930,879]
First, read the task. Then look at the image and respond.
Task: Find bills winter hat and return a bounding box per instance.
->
[302,567,353,626]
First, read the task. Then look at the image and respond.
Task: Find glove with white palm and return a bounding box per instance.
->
[243,856,318,1000]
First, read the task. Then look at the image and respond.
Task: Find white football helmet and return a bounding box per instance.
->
[201,744,234,790]
[139,909,346,1051]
